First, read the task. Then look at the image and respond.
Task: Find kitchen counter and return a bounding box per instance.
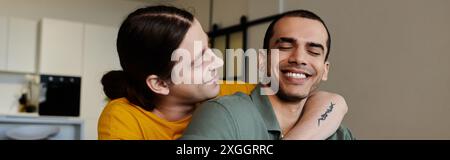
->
[0,113,84,140]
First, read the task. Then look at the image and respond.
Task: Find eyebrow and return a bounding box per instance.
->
[275,37,297,44]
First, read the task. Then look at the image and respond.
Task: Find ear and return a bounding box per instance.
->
[146,75,170,95]
[321,61,330,81]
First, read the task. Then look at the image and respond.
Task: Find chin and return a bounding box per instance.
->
[276,91,306,102]
[277,86,310,102]
[203,84,220,98]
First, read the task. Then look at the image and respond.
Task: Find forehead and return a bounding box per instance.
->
[272,17,328,45]
[182,19,207,44]
[178,19,208,58]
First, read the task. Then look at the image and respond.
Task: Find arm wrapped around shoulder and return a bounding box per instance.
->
[283,91,349,140]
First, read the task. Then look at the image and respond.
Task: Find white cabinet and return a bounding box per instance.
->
[81,24,120,139]
[39,18,84,76]
[0,17,38,73]
[0,16,8,70]
[7,18,38,73]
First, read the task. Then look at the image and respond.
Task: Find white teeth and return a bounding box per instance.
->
[285,72,306,79]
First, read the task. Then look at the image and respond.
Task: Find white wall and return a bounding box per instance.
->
[211,0,248,27]
[247,0,281,49]
[81,24,121,140]
[169,0,211,31]
[171,0,247,31]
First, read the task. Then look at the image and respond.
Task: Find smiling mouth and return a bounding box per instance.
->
[280,69,312,84]
[281,69,312,78]
[285,72,307,79]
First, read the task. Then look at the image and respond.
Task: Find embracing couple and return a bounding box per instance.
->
[98,5,354,140]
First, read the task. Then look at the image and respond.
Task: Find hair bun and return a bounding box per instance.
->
[101,70,128,100]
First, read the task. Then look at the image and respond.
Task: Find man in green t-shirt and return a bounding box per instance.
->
[181,10,354,140]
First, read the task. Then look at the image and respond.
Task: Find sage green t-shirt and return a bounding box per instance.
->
[181,86,355,140]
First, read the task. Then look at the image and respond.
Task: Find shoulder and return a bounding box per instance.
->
[192,92,255,122]
[100,98,140,117]
[327,125,356,140]
[197,92,260,120]
[182,93,259,140]
[98,98,143,140]
[208,92,255,112]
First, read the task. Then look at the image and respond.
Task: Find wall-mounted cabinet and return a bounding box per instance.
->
[7,18,38,73]
[0,16,7,71]
[39,18,83,76]
[0,17,38,73]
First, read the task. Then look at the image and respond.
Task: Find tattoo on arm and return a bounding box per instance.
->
[318,102,335,126]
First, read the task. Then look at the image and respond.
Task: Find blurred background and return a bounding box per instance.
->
[0,0,449,140]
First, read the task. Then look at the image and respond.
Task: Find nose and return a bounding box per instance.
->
[207,49,224,70]
[288,47,308,66]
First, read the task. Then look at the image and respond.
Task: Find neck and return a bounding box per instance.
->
[267,93,307,135]
[152,100,196,122]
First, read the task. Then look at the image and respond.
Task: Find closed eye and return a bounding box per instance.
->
[309,50,321,55]
[278,46,293,50]
[277,43,294,50]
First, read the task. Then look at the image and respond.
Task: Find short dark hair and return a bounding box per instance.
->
[263,10,332,61]
[101,5,194,111]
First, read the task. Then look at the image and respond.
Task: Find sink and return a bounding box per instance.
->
[5,125,60,140]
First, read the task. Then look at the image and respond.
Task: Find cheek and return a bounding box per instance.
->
[188,66,202,82]
[312,63,326,78]
[272,58,288,72]
[173,84,191,92]
[277,55,290,64]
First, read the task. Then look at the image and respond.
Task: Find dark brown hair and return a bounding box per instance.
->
[101,5,194,111]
